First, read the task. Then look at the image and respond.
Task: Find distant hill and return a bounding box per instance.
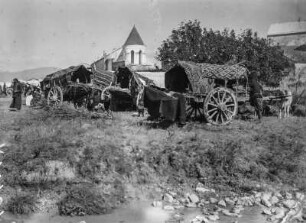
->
[0,67,60,82]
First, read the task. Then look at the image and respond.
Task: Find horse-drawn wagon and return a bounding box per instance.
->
[165,61,249,125]
[41,65,109,109]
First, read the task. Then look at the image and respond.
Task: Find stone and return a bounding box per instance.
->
[187,193,200,204]
[201,199,210,205]
[218,200,227,207]
[191,215,209,223]
[221,209,239,217]
[232,205,244,214]
[152,201,163,207]
[270,196,279,205]
[163,205,175,211]
[207,214,219,221]
[163,193,174,203]
[186,203,197,208]
[283,200,296,209]
[254,192,262,198]
[295,192,305,201]
[225,197,235,205]
[195,183,214,194]
[209,197,218,204]
[196,187,211,194]
[174,205,185,209]
[272,207,286,219]
[262,208,272,215]
[285,192,293,199]
[168,191,177,197]
[261,193,272,207]
[262,192,272,201]
[274,191,283,199]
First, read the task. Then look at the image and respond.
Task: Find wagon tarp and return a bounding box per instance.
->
[165,61,248,95]
[43,65,91,83]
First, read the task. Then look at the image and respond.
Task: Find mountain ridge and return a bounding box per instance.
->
[0,67,60,82]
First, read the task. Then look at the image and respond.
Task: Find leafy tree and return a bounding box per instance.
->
[157,20,292,86]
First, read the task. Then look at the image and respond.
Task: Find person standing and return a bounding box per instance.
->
[9,78,22,111]
[249,71,263,121]
[3,83,7,96]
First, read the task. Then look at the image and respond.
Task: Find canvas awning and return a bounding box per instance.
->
[176,61,248,80]
[165,61,248,94]
[42,65,92,84]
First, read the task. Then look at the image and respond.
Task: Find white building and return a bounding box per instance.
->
[267,21,306,85]
[93,26,156,72]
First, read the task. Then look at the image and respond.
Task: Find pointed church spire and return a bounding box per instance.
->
[123,26,145,46]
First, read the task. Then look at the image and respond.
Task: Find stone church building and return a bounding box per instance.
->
[92,26,156,72]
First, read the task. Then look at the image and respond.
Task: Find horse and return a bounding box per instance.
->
[279,89,292,118]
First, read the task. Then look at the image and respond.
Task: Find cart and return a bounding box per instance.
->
[165,61,249,125]
[41,65,110,109]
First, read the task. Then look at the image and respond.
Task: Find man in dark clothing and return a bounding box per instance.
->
[249,71,263,120]
[9,78,22,111]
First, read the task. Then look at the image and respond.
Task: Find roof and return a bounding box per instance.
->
[295,44,306,51]
[123,26,144,46]
[136,72,165,88]
[267,21,306,37]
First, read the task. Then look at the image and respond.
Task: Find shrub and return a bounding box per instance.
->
[58,184,113,216]
[6,193,38,215]
[292,104,306,117]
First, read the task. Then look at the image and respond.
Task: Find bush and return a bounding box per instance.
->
[292,104,306,117]
[58,184,113,216]
[6,193,38,215]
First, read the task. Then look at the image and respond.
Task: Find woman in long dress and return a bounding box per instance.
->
[9,78,22,111]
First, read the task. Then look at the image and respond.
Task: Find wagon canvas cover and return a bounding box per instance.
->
[166,61,248,94]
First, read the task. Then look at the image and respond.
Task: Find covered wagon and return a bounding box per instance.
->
[165,61,249,125]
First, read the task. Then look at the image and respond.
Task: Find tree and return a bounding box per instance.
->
[157,20,292,86]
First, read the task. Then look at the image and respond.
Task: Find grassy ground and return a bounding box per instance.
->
[0,97,306,215]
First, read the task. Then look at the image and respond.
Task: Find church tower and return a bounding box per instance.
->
[123,26,147,65]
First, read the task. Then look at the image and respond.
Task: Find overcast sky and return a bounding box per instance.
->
[0,0,305,71]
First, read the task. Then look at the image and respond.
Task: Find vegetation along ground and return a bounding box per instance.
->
[0,97,306,216]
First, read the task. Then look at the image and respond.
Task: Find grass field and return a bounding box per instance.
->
[0,97,306,215]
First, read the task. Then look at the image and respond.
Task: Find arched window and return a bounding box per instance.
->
[139,50,142,64]
[131,50,134,64]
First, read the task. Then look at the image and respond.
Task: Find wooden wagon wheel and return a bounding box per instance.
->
[47,86,63,107]
[6,88,13,96]
[203,87,238,125]
[185,97,204,120]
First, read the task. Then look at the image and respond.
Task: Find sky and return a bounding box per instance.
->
[0,0,305,72]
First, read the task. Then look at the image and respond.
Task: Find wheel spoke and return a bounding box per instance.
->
[221,91,227,102]
[207,103,218,107]
[223,111,230,120]
[216,112,220,123]
[211,96,219,105]
[226,103,235,107]
[220,112,225,123]
[224,97,232,103]
[217,91,221,103]
[198,108,203,117]
[225,109,234,115]
[209,111,218,119]
[207,107,218,113]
